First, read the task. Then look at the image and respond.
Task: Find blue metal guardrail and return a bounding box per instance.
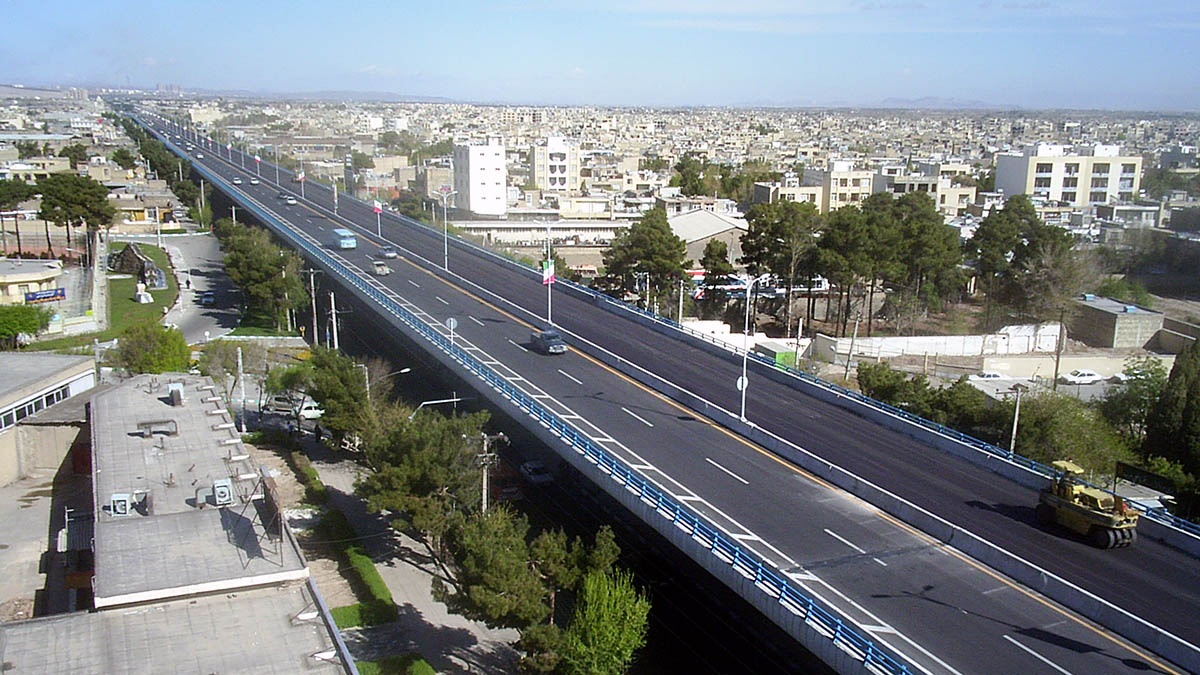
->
[141,112,1200,541]
[148,127,914,674]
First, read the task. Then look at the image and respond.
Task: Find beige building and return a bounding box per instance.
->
[803,160,873,212]
[0,258,64,306]
[0,354,95,486]
[873,170,976,217]
[530,136,581,193]
[995,144,1142,207]
[751,172,826,212]
[0,156,74,182]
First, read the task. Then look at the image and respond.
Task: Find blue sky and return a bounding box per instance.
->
[4,0,1199,110]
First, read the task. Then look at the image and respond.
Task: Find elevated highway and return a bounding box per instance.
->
[136,112,1199,674]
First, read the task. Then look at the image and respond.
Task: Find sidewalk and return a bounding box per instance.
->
[298,435,520,673]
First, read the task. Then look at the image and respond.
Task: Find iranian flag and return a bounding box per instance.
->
[226,143,232,151]
[373,200,383,214]
[542,259,555,285]
[254,154,260,163]
[297,170,306,182]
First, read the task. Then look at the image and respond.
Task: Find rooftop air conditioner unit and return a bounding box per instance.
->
[212,478,234,506]
[111,493,133,516]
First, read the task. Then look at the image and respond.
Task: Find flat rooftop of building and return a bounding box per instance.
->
[90,374,306,606]
[1077,295,1162,315]
[0,258,63,277]
[0,353,93,403]
[0,581,347,674]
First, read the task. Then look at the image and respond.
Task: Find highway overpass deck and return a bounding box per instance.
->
[137,113,1198,674]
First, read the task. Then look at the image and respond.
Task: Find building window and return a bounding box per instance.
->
[1121,163,1136,174]
[1061,192,1077,203]
[1036,163,1053,174]
[1090,191,1108,203]
[1093,163,1109,175]
[1034,177,1051,188]
[1091,177,1108,188]
[1065,163,1079,175]
[1119,192,1133,201]
[1063,177,1078,188]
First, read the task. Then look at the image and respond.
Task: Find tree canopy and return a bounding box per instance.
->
[57,144,89,167]
[114,323,189,374]
[601,207,688,302]
[0,304,52,349]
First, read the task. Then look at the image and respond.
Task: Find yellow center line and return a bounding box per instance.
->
[386,246,1181,674]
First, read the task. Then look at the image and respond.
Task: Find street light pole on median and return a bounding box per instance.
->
[739,274,771,423]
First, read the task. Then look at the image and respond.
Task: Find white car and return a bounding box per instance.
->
[232,177,243,185]
[286,197,297,205]
[519,460,554,485]
[969,371,1004,381]
[195,152,204,158]
[1060,369,1105,386]
[250,178,260,185]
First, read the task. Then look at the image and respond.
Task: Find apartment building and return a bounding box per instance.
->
[873,168,976,217]
[803,160,873,212]
[995,144,1142,207]
[751,171,826,212]
[453,137,507,217]
[530,136,580,193]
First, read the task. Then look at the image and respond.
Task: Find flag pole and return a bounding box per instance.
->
[546,220,552,326]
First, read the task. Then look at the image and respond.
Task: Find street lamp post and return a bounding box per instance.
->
[1008,384,1027,456]
[739,274,771,422]
[438,189,459,271]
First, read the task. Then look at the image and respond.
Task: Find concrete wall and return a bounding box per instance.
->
[0,431,17,485]
[1072,303,1163,349]
[1164,317,1200,340]
[1156,329,1196,354]
[16,424,83,475]
[981,354,1175,379]
[814,324,1058,361]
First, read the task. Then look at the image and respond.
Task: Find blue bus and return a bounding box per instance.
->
[332,228,357,249]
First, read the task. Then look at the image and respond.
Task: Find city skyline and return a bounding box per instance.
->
[4,0,1199,111]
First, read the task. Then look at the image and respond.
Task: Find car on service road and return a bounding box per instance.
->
[286,197,297,205]
[378,246,398,259]
[232,177,243,185]
[373,261,392,276]
[250,178,259,185]
[1060,369,1105,386]
[519,460,554,484]
[531,329,568,355]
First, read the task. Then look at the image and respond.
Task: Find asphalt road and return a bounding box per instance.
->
[145,115,1196,674]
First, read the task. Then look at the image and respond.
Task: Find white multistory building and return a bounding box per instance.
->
[453,138,507,217]
[995,144,1142,207]
[530,136,580,193]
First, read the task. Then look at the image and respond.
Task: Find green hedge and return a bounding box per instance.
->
[322,510,397,628]
[288,450,328,504]
[355,654,435,675]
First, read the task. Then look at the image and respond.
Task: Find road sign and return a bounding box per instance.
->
[736,376,748,391]
[446,318,458,331]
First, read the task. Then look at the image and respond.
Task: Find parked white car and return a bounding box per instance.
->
[1059,369,1105,386]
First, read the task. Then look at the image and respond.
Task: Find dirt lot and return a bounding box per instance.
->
[245,441,357,608]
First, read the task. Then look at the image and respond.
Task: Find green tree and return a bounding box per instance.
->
[0,178,36,255]
[856,361,935,418]
[350,150,375,171]
[969,201,1022,328]
[16,141,39,159]
[1144,341,1200,477]
[741,200,823,336]
[357,410,491,565]
[57,144,89,167]
[222,225,307,330]
[1011,392,1132,475]
[698,239,736,317]
[436,506,548,629]
[602,208,688,305]
[36,173,116,261]
[264,362,314,424]
[859,193,903,336]
[110,147,139,170]
[1099,356,1169,444]
[306,346,369,441]
[114,322,189,374]
[0,304,52,348]
[559,570,651,675]
[197,340,267,408]
[894,191,963,312]
[817,205,872,335]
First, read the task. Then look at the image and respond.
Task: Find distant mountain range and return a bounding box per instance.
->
[877,96,1016,110]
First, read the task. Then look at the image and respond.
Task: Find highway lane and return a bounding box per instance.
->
[315,180,1200,650]
[149,117,1193,672]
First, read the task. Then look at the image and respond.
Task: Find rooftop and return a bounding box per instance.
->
[0,582,345,674]
[1076,295,1162,316]
[0,353,92,404]
[89,374,307,607]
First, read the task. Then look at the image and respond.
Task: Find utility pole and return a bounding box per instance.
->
[476,432,506,514]
[1008,384,1025,455]
[843,313,861,382]
[237,346,246,433]
[329,291,339,350]
[1052,307,1065,391]
[301,269,320,347]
